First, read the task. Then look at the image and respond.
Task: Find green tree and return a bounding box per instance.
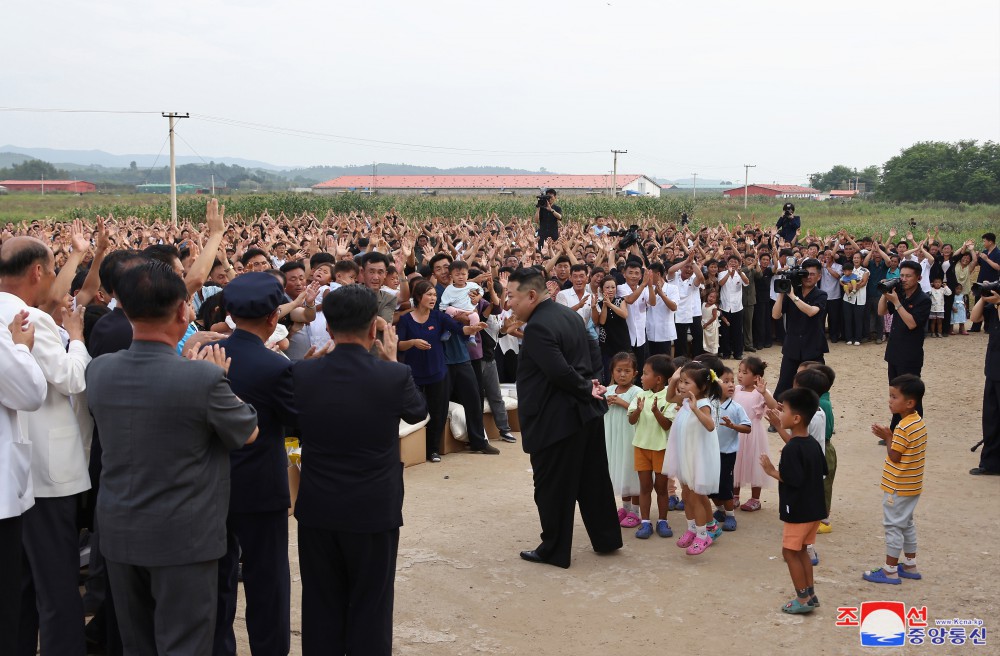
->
[808,164,880,192]
[880,140,999,203]
[1,159,68,180]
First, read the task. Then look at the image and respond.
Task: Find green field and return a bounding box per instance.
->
[1,192,996,244]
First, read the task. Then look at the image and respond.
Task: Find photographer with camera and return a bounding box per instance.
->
[878,261,931,430]
[535,189,562,251]
[772,258,827,396]
[969,285,1000,476]
[776,203,801,245]
[970,232,1000,333]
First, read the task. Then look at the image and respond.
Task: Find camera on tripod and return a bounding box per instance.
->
[774,266,808,294]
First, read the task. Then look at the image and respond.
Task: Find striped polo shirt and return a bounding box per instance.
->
[881,412,927,496]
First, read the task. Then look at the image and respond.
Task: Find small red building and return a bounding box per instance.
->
[722,184,819,199]
[0,180,97,193]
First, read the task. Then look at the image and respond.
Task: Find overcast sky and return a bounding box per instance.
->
[3,0,998,183]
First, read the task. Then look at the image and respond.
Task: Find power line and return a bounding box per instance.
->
[0,107,161,115]
[173,130,230,186]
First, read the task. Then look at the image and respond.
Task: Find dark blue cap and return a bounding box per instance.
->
[224,272,285,319]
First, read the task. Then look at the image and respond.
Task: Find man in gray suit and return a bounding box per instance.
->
[86,261,259,655]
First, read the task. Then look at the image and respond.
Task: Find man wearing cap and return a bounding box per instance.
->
[212,273,298,656]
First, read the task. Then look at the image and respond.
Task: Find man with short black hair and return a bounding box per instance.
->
[86,260,259,655]
[970,232,1000,333]
[879,260,931,429]
[293,285,426,655]
[535,188,562,250]
[508,267,622,568]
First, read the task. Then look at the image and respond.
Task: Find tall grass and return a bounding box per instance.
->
[1,192,996,244]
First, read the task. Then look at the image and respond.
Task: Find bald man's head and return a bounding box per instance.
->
[0,237,53,278]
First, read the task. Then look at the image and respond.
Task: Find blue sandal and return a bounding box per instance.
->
[897,566,922,580]
[782,598,815,614]
[862,567,901,585]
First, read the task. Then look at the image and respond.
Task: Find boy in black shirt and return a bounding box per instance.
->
[760,388,828,615]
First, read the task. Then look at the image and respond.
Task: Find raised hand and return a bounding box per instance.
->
[206,198,226,235]
[374,324,399,362]
[191,343,231,375]
[8,310,35,350]
[61,306,85,342]
[70,218,89,254]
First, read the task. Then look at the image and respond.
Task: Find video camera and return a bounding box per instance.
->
[536,194,550,209]
[782,202,795,217]
[609,224,641,250]
[877,278,902,294]
[774,265,808,294]
[972,280,1000,296]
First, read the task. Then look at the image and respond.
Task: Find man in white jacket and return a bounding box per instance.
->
[0,313,47,653]
[0,237,92,656]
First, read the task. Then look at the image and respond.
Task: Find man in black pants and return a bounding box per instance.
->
[669,251,706,359]
[773,258,828,397]
[970,290,1000,475]
[507,268,622,569]
[879,261,931,430]
[535,188,562,251]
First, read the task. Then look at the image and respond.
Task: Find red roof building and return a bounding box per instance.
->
[829,189,859,197]
[0,180,96,193]
[722,184,819,199]
[313,174,661,197]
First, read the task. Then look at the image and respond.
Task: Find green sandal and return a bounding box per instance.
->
[782,598,815,614]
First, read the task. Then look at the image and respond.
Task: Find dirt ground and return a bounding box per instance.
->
[233,333,999,655]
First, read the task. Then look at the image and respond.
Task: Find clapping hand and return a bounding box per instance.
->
[871,424,893,442]
[8,310,35,350]
[304,340,335,359]
[721,416,736,429]
[765,407,781,427]
[191,344,231,375]
[375,324,399,362]
[591,379,607,400]
[759,454,777,477]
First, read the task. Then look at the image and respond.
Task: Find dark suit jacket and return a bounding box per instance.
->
[87,307,133,357]
[292,343,426,533]
[86,341,258,567]
[516,299,606,454]
[216,329,298,514]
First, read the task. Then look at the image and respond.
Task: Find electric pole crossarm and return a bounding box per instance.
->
[611,149,627,196]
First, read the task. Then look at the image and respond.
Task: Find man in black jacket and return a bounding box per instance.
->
[773,259,828,397]
[879,261,931,429]
[292,285,426,655]
[507,268,622,568]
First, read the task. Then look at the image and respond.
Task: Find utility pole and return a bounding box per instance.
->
[40,173,44,196]
[743,164,756,210]
[691,173,698,200]
[611,149,627,197]
[372,162,377,195]
[211,174,215,196]
[162,112,190,226]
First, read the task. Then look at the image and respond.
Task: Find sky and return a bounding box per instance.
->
[2,0,998,184]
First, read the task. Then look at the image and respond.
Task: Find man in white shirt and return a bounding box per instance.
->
[718,254,749,360]
[0,313,47,648]
[617,260,653,375]
[819,249,844,343]
[0,237,92,656]
[556,264,602,377]
[668,252,706,358]
[645,262,678,355]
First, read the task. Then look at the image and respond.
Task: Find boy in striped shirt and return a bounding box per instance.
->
[865,374,927,584]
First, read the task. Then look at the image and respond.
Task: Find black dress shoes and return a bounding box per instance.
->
[969,467,1000,476]
[519,550,546,564]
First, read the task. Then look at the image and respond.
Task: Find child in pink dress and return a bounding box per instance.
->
[732,356,779,511]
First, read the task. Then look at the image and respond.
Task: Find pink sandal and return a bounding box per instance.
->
[620,512,641,528]
[676,530,696,548]
[740,498,762,512]
[686,535,713,555]
[618,508,628,522]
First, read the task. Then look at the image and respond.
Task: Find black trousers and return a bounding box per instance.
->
[754,298,774,347]
[887,360,923,431]
[107,558,217,655]
[447,362,489,449]
[844,302,864,342]
[775,353,826,397]
[826,298,843,341]
[419,378,450,457]
[298,525,398,656]
[527,416,623,568]
[980,378,1000,473]
[215,509,290,656]
[631,342,648,382]
[773,313,786,344]
[85,513,122,656]
[719,309,744,358]
[17,494,85,656]
[647,340,673,356]
[675,321,704,359]
[0,515,23,656]
[499,349,519,383]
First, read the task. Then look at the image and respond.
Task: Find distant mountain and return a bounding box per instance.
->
[0,152,35,168]
[656,177,734,187]
[0,145,289,171]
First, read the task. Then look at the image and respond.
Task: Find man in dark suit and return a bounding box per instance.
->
[293,285,426,656]
[213,273,298,656]
[506,267,622,569]
[86,261,259,655]
[773,258,829,397]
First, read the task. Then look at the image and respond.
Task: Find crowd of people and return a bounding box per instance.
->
[1,194,999,652]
